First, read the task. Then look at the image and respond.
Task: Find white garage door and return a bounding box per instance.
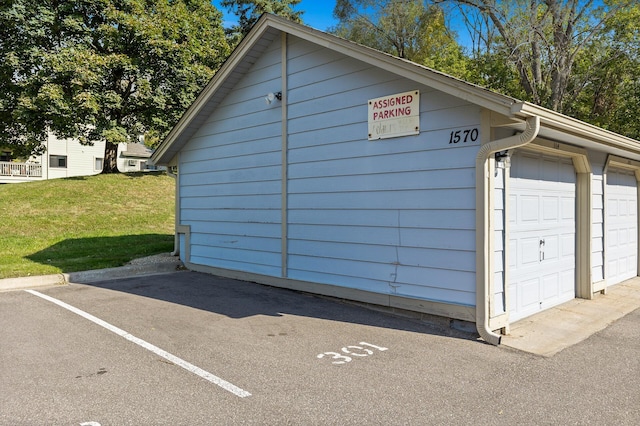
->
[606,169,638,286]
[508,152,576,322]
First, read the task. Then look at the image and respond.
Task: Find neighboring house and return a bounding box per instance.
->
[0,133,105,184]
[117,142,154,173]
[151,15,640,344]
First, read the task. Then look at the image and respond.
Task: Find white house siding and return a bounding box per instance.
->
[493,166,506,316]
[591,153,607,283]
[285,37,481,306]
[178,38,284,277]
[45,133,104,179]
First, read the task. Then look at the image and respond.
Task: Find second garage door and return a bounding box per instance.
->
[606,168,638,286]
[508,152,577,322]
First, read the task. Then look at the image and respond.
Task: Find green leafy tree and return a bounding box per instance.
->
[447,0,635,113]
[0,0,230,172]
[563,2,640,139]
[332,0,470,78]
[221,0,303,47]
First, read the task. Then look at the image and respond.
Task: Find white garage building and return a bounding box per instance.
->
[151,15,640,344]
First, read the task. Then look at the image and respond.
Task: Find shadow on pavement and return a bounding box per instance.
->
[86,271,478,342]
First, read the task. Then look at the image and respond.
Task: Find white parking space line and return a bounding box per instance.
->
[25,289,251,398]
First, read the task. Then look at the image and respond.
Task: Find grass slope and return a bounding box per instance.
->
[0,172,175,279]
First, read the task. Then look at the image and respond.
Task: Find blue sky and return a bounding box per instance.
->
[212,1,339,31]
[212,1,473,48]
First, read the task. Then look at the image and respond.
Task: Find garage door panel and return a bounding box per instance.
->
[508,239,517,268]
[520,237,541,265]
[619,228,629,245]
[620,199,630,216]
[509,152,576,322]
[561,197,575,220]
[607,259,618,279]
[542,273,559,300]
[606,168,638,286]
[520,278,540,310]
[560,234,574,257]
[521,196,539,222]
[560,270,575,293]
[542,196,558,222]
[542,235,558,261]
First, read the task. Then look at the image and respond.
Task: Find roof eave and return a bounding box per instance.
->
[513,102,640,154]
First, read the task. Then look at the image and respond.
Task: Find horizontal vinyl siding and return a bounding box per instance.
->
[179,37,283,276]
[591,152,607,283]
[494,167,506,315]
[47,135,104,178]
[285,36,480,306]
[592,173,605,282]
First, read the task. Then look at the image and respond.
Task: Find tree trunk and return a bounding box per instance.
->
[102,141,119,173]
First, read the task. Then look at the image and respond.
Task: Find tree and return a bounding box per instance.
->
[446,0,635,113]
[563,2,640,139]
[0,0,230,172]
[221,0,303,47]
[332,0,470,78]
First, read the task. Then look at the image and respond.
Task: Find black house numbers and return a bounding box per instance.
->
[449,128,479,144]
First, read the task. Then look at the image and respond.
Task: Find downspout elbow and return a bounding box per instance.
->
[475,116,540,345]
[477,116,540,160]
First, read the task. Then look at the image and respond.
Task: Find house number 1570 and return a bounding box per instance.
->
[449,128,479,144]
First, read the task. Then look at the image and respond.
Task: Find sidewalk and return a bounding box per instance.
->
[501,277,640,357]
[0,253,184,292]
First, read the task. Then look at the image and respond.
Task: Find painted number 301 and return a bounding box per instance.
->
[449,128,479,144]
[317,342,388,365]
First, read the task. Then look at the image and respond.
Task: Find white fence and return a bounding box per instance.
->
[0,162,42,178]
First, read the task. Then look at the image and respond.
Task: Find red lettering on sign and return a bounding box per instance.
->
[373,106,412,121]
[372,94,414,111]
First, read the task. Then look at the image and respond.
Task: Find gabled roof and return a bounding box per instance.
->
[152,14,640,165]
[121,142,152,159]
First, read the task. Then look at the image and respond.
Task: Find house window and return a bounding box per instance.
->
[50,155,67,168]
[127,159,137,167]
[95,157,104,171]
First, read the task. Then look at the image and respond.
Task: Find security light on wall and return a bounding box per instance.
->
[495,150,511,162]
[494,150,512,169]
[264,91,282,105]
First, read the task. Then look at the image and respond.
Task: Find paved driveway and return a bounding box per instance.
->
[2,271,639,425]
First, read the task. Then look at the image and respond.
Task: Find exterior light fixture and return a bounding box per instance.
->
[264,91,282,105]
[496,150,511,163]
[494,150,511,169]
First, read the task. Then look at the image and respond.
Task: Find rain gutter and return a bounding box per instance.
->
[475,115,540,345]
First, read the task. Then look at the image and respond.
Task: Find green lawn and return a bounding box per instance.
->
[0,172,175,279]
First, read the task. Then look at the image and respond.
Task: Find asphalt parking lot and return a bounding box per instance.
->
[2,271,640,425]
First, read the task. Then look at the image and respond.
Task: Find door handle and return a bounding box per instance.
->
[539,239,545,261]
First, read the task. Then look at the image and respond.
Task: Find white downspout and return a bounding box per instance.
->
[475,115,540,345]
